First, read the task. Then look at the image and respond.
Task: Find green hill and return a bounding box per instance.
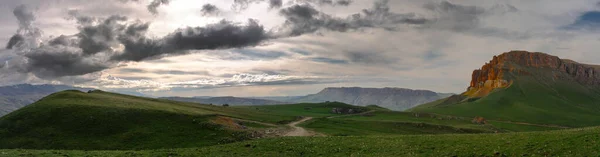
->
[0,90,282,150]
[0,90,381,150]
[410,51,600,127]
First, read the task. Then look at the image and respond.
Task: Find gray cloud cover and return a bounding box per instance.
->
[201,4,220,16]
[147,0,171,15]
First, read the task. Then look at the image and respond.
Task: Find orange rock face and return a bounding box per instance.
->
[466,51,600,97]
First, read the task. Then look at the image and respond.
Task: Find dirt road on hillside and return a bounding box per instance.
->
[284,117,314,137]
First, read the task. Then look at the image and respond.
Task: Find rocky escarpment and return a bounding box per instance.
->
[466,51,600,97]
[292,87,450,111]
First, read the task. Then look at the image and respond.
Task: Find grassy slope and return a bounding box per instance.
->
[300,110,559,136]
[235,102,369,122]
[0,90,296,150]
[3,126,599,156]
[0,90,380,150]
[410,67,600,127]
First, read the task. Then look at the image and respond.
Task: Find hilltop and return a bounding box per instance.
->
[410,51,600,127]
[0,84,93,116]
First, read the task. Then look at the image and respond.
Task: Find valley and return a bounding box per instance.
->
[1,51,600,156]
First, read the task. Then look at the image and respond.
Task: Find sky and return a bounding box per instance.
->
[1,0,600,97]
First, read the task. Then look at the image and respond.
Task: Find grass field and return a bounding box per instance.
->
[0,90,373,150]
[2,126,598,156]
[0,89,593,155]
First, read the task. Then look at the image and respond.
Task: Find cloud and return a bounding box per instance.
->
[147,0,170,15]
[227,49,289,60]
[13,4,36,28]
[232,0,263,11]
[83,73,335,92]
[112,19,270,61]
[3,5,275,79]
[422,1,486,31]
[293,0,354,6]
[564,11,600,30]
[344,51,395,64]
[233,0,353,11]
[5,34,23,49]
[309,57,348,64]
[277,0,428,36]
[6,5,41,50]
[269,0,283,9]
[201,4,220,16]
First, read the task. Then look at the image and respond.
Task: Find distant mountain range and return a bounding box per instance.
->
[164,87,451,111]
[161,96,289,106]
[0,84,93,116]
[289,87,452,111]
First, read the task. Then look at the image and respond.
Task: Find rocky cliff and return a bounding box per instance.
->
[291,87,451,111]
[466,50,600,97]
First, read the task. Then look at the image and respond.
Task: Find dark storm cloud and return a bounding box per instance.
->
[233,0,351,11]
[278,0,428,36]
[147,0,170,15]
[6,5,40,50]
[335,0,352,6]
[4,0,481,80]
[201,4,220,16]
[269,0,283,9]
[6,34,23,49]
[20,45,110,79]
[296,0,353,6]
[13,5,36,28]
[112,19,270,61]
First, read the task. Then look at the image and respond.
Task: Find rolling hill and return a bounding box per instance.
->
[0,90,398,150]
[0,84,587,155]
[0,84,93,117]
[291,87,452,111]
[410,51,600,127]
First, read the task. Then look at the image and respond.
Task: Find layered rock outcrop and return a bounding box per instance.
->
[466,51,600,97]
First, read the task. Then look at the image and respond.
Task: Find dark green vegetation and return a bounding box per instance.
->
[300,110,560,136]
[0,90,557,151]
[2,127,599,156]
[0,84,93,116]
[0,90,281,150]
[410,65,600,127]
[236,102,369,120]
[0,90,376,150]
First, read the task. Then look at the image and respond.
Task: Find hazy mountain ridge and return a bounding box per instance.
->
[161,96,290,106]
[291,87,451,111]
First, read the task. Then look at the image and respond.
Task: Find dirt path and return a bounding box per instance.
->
[229,117,279,127]
[284,117,314,137]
